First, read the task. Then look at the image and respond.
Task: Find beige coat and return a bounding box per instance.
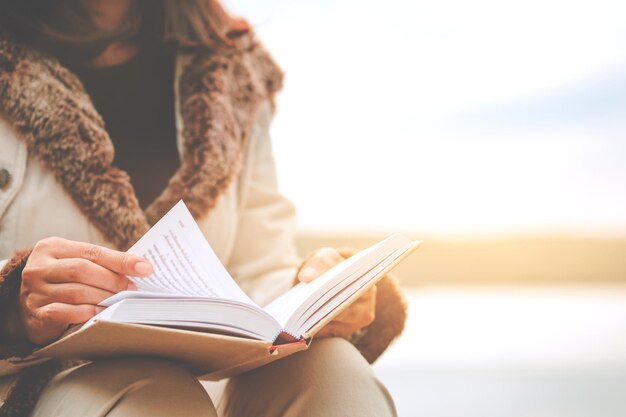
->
[0,34,406,416]
[0,101,300,366]
[0,102,299,306]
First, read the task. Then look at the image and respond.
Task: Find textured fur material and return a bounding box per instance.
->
[144,43,283,225]
[0,34,283,249]
[0,249,58,417]
[0,37,148,251]
[0,249,36,359]
[354,272,408,363]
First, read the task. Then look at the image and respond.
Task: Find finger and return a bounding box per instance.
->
[39,303,98,328]
[32,283,116,307]
[298,247,345,283]
[39,238,152,276]
[44,258,136,293]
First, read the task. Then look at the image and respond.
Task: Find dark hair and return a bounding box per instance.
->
[0,0,249,61]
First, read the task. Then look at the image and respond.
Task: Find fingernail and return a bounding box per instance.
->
[134,261,152,276]
[299,266,317,281]
[127,281,138,291]
[95,306,105,314]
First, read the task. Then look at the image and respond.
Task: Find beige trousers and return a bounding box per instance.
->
[28,338,396,417]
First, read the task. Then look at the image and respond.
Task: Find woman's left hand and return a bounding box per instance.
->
[296,247,376,339]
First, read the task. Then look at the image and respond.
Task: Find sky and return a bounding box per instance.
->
[225,0,626,236]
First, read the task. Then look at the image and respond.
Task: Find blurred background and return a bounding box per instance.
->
[227,0,626,415]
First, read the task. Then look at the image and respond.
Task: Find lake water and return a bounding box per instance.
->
[372,286,626,417]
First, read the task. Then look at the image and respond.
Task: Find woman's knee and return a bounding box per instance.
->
[221,338,396,417]
[284,337,377,386]
[32,358,216,417]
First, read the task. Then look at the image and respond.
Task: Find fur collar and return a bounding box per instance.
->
[0,34,283,250]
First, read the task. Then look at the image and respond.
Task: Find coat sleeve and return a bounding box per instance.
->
[0,250,48,378]
[225,103,301,307]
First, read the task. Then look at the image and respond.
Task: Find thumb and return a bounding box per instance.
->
[298,264,319,283]
[297,247,345,283]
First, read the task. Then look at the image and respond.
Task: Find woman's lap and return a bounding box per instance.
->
[30,358,216,417]
[219,337,397,417]
[30,338,396,417]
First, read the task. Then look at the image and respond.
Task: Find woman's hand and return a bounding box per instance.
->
[297,247,376,339]
[18,237,153,345]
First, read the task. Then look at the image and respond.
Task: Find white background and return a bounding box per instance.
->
[226,0,626,236]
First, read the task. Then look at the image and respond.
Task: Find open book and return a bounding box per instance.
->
[35,201,420,379]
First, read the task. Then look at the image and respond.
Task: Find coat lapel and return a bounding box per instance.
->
[0,35,282,250]
[145,40,283,225]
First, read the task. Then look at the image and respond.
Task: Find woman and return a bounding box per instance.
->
[0,1,407,416]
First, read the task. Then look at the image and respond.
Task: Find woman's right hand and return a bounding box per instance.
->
[18,237,153,345]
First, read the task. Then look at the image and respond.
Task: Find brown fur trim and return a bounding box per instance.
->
[354,273,408,363]
[0,250,67,417]
[295,247,408,363]
[0,249,36,359]
[0,36,148,250]
[0,34,283,248]
[145,40,283,223]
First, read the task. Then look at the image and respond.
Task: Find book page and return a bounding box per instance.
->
[292,245,409,334]
[122,200,255,305]
[263,246,374,326]
[264,234,413,328]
